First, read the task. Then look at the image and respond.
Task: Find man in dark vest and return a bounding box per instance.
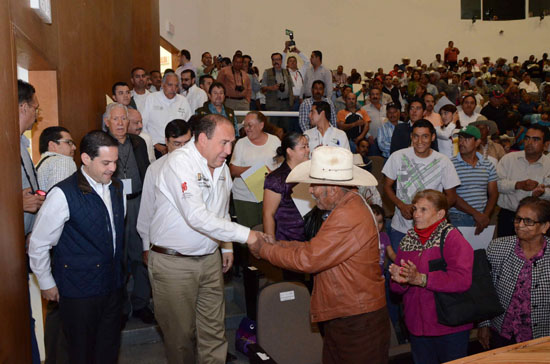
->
[196,82,238,133]
[261,52,295,131]
[29,130,125,364]
[104,102,153,324]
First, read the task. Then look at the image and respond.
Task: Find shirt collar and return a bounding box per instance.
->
[161,91,178,104]
[81,166,112,193]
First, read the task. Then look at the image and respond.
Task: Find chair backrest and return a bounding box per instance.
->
[257,282,323,364]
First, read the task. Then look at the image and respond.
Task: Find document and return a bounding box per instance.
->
[241,163,270,203]
[457,225,496,250]
[291,183,316,217]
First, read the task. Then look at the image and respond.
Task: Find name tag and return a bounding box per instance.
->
[122,178,133,195]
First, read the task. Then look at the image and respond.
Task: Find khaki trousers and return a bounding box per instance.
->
[148,250,226,364]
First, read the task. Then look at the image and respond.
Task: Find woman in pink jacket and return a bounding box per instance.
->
[389,189,474,364]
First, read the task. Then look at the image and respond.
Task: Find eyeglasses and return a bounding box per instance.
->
[57,139,75,147]
[513,217,541,226]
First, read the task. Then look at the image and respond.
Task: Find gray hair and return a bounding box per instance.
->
[162,72,178,84]
[105,102,128,121]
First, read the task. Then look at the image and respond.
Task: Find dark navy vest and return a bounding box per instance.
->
[52,170,125,298]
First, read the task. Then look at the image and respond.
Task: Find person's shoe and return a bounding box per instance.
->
[133,307,156,324]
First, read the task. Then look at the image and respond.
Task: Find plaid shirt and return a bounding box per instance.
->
[298,97,337,132]
[480,235,550,340]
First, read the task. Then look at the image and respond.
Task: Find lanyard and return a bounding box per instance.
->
[21,156,39,193]
[231,68,245,87]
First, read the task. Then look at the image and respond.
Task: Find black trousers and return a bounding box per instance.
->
[497,208,516,238]
[59,289,123,364]
[44,301,69,364]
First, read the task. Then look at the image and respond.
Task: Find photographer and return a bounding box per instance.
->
[216,54,252,115]
[261,52,295,132]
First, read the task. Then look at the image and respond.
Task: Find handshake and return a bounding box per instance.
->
[246,230,277,259]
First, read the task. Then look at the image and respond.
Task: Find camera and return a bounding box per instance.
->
[278,83,285,92]
[217,54,223,62]
[285,29,295,47]
[235,85,244,92]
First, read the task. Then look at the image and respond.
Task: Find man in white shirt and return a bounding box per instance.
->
[458,94,482,126]
[362,88,386,155]
[130,67,150,113]
[141,73,192,158]
[303,50,333,99]
[305,101,350,153]
[28,131,126,364]
[148,114,264,364]
[180,69,208,113]
[149,70,162,92]
[382,120,460,251]
[137,119,192,263]
[496,124,550,237]
[174,49,196,87]
[127,108,155,163]
[112,81,135,109]
[518,73,539,94]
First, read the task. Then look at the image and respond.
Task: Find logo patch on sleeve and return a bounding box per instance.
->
[181,182,188,193]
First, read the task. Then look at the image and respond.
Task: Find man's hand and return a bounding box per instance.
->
[516,179,539,191]
[398,202,414,220]
[142,250,149,265]
[41,286,59,302]
[473,212,490,235]
[222,252,234,273]
[22,188,45,213]
[247,230,265,259]
[154,143,168,155]
[532,183,545,197]
[477,326,491,350]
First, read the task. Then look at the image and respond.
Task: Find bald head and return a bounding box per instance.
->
[127,108,143,135]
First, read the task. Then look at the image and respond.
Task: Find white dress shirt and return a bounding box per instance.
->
[131,89,150,113]
[181,84,208,113]
[497,151,550,211]
[28,168,126,291]
[142,91,193,145]
[152,141,250,255]
[137,154,168,251]
[304,126,350,154]
[283,52,310,97]
[458,110,481,127]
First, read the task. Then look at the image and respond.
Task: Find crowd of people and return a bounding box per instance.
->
[17,39,550,364]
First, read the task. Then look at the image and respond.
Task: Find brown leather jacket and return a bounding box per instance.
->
[260,192,386,322]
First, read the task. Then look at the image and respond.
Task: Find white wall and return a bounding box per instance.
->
[160,0,549,74]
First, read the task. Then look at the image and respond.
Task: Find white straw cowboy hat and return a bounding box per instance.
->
[286,146,378,187]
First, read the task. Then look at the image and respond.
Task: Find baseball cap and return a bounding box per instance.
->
[386,102,400,111]
[457,125,481,139]
[489,90,503,98]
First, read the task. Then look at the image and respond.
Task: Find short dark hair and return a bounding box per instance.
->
[412,119,436,135]
[39,126,70,154]
[112,81,129,95]
[312,101,331,120]
[80,130,118,159]
[180,49,191,60]
[165,119,191,139]
[232,54,243,62]
[311,80,325,90]
[439,104,457,114]
[517,196,550,228]
[527,123,550,142]
[150,70,161,76]
[131,67,145,77]
[409,97,426,111]
[312,50,323,62]
[199,74,214,86]
[18,80,36,104]
[209,81,226,95]
[370,204,385,218]
[182,69,196,79]
[462,94,477,105]
[201,52,211,59]
[271,52,283,60]
[246,111,268,125]
[193,114,233,140]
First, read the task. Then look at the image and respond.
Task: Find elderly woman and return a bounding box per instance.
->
[478,197,550,349]
[389,189,474,364]
[230,111,281,228]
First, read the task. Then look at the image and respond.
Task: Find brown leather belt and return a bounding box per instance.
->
[151,245,195,257]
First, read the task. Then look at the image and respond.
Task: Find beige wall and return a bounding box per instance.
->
[160,0,549,74]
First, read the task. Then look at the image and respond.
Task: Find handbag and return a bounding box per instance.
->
[428,226,504,326]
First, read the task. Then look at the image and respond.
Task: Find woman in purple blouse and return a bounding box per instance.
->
[263,132,309,242]
[478,197,550,350]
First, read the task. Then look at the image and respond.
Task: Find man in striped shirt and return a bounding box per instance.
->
[450,125,499,234]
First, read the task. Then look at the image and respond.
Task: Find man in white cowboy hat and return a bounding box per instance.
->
[249,146,389,364]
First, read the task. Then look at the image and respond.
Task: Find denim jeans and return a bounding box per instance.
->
[448,212,476,227]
